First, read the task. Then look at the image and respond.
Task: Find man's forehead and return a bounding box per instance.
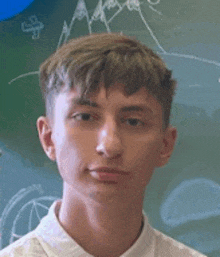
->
[66,83,156,100]
[63,85,162,116]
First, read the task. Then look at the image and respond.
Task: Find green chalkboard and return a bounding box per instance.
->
[1,0,220,255]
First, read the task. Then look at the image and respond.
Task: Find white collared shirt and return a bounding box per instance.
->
[0,200,207,257]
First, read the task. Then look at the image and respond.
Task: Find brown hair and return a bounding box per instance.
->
[39,32,176,130]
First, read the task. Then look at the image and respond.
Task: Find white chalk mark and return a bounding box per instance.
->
[103,0,122,10]
[68,0,91,35]
[159,52,220,67]
[91,0,104,21]
[29,203,35,231]
[147,0,160,5]
[21,15,44,39]
[149,5,162,15]
[218,78,220,83]
[106,0,166,53]
[9,0,220,86]
[138,5,166,53]
[106,1,124,24]
[10,196,58,245]
[34,202,41,221]
[57,21,70,48]
[8,71,39,84]
[11,233,21,239]
[126,0,140,11]
[0,185,43,249]
[74,0,88,21]
[57,0,91,48]
[160,178,220,227]
[36,202,51,210]
[90,0,111,33]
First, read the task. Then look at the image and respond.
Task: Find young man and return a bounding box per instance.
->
[0,33,206,256]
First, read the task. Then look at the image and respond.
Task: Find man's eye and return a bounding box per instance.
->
[123,118,145,127]
[72,113,93,121]
[71,115,145,127]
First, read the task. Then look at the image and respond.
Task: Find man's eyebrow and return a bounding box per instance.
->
[120,105,153,114]
[70,97,153,114]
[70,97,99,108]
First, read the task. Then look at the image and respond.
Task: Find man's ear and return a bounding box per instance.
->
[157,126,177,167]
[36,116,56,161]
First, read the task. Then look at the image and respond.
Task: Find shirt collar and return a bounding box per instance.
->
[35,200,155,257]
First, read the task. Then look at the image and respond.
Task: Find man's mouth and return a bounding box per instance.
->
[89,167,129,182]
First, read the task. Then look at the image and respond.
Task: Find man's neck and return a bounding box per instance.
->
[58,187,144,257]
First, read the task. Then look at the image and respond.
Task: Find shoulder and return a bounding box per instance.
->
[152,228,207,257]
[0,231,47,257]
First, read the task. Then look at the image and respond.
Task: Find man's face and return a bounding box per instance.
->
[38,82,177,204]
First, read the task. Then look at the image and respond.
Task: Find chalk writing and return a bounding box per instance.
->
[21,15,44,39]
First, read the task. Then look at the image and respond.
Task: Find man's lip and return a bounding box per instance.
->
[90,167,129,175]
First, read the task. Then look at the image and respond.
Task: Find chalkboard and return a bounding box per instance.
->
[1,0,220,256]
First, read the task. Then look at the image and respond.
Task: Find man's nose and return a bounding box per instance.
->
[96,119,123,159]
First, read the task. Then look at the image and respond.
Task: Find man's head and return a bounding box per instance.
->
[39,32,176,131]
[37,33,177,204]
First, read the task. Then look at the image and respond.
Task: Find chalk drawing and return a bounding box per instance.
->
[89,0,111,32]
[10,196,57,245]
[147,0,162,15]
[9,0,220,91]
[125,0,140,11]
[147,0,160,5]
[57,0,91,48]
[160,178,220,227]
[21,15,44,39]
[8,71,39,85]
[103,0,122,10]
[148,5,162,15]
[0,184,58,249]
